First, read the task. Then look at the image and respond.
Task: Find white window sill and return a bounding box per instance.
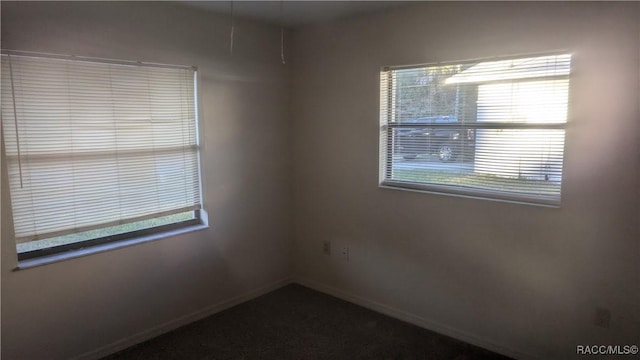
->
[379,182,560,208]
[14,222,209,271]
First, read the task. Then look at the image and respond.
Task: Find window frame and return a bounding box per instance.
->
[1,50,207,262]
[17,210,203,261]
[379,52,571,207]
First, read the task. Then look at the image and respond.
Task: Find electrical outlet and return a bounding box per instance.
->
[594,307,611,328]
[342,246,349,261]
[322,241,331,255]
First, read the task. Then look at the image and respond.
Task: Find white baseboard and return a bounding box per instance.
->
[294,277,539,360]
[73,277,293,360]
[73,276,538,360]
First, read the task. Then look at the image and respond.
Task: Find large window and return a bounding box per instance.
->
[1,52,204,260]
[380,53,571,206]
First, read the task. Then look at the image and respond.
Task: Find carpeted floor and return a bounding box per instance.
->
[103,284,512,359]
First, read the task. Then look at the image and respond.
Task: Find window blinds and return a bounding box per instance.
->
[380,54,571,205]
[1,53,201,242]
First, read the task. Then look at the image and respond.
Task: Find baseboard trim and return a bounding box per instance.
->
[294,277,538,360]
[72,276,538,360]
[73,276,293,360]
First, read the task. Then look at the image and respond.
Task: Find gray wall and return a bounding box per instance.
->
[1,2,292,359]
[291,2,639,359]
[2,1,639,360]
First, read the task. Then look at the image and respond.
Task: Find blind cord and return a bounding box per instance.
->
[7,54,24,188]
[280,1,285,65]
[229,1,235,55]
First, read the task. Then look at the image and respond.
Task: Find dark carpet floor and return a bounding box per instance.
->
[103,284,512,360]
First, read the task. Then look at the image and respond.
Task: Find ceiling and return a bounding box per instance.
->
[180,1,411,28]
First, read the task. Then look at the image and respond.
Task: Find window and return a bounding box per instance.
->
[379,53,571,206]
[1,52,204,260]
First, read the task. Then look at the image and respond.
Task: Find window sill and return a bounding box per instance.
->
[14,221,209,271]
[379,182,560,208]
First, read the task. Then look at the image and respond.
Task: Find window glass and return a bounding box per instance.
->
[1,53,203,259]
[380,54,571,206]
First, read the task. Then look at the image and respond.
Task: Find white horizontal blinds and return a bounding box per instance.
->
[1,54,201,242]
[380,54,571,205]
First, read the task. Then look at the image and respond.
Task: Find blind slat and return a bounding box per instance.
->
[1,53,202,243]
[380,53,571,205]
